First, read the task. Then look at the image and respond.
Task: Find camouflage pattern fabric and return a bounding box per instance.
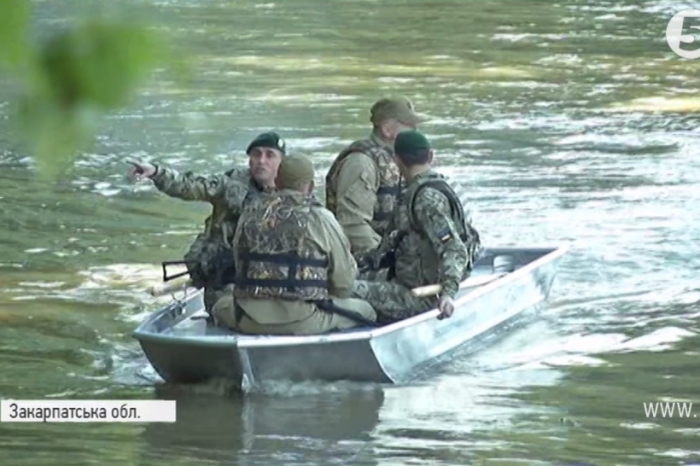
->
[328,148,384,262]
[353,221,402,277]
[151,165,264,293]
[352,280,436,323]
[352,169,477,322]
[357,267,389,281]
[325,135,402,243]
[233,190,331,302]
[215,189,372,333]
[406,177,482,272]
[182,232,235,289]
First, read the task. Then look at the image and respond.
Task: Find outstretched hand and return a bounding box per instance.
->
[437,296,455,320]
[127,161,156,181]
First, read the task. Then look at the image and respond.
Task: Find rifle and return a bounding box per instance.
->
[146,259,194,296]
[357,230,406,277]
[148,253,236,297]
[357,249,395,274]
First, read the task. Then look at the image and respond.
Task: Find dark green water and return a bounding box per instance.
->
[2,0,700,464]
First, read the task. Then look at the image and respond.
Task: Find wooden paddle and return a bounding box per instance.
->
[147,272,506,299]
[410,272,507,298]
[148,277,193,297]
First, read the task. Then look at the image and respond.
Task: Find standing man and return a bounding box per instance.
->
[325,96,426,262]
[212,155,377,335]
[127,132,285,314]
[352,130,481,323]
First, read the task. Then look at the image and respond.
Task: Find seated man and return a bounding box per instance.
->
[212,155,377,335]
[325,96,426,262]
[127,132,284,315]
[352,130,481,323]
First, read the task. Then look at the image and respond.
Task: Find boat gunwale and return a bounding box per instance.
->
[131,243,570,348]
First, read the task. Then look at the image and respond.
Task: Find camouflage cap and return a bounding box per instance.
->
[394,129,431,155]
[370,96,427,126]
[276,155,315,189]
[246,131,286,155]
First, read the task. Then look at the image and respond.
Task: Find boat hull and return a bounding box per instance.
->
[133,246,569,389]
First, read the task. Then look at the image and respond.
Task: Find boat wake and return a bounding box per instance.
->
[147,377,387,399]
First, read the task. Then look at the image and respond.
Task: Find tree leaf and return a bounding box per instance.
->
[38,20,165,111]
[13,94,100,180]
[0,0,32,72]
[1,8,190,180]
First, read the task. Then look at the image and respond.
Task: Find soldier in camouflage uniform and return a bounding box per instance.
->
[126,132,285,314]
[211,155,377,335]
[325,96,427,268]
[352,130,481,323]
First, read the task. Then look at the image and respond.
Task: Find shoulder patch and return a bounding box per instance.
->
[435,227,453,243]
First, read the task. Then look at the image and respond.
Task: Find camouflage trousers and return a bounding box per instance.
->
[357,267,390,281]
[351,279,437,324]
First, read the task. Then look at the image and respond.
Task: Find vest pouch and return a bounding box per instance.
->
[183,233,234,289]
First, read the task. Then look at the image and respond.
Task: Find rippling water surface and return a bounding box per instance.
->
[2,0,700,465]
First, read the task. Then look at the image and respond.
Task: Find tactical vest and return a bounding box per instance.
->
[222,167,263,238]
[325,138,401,237]
[404,173,482,271]
[183,168,263,289]
[233,191,330,302]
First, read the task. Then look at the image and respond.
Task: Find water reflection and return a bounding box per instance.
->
[481,333,700,465]
[142,383,385,465]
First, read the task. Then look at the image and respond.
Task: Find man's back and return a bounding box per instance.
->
[232,189,357,324]
[392,171,471,294]
[213,154,377,334]
[350,130,477,323]
[325,134,400,258]
[324,96,425,259]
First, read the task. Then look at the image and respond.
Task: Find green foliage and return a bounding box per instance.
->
[14,96,100,178]
[0,0,32,72]
[0,1,187,179]
[37,20,165,111]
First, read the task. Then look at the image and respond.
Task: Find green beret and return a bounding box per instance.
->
[277,155,315,189]
[394,129,431,156]
[246,131,286,155]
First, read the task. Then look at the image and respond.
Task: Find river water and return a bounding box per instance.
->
[2,0,700,464]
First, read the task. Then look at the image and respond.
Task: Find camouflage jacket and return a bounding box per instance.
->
[377,169,480,299]
[151,165,266,288]
[232,190,331,302]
